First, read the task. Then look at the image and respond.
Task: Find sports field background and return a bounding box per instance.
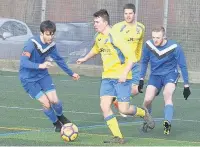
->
[0,0,200,146]
[0,0,200,81]
[0,71,200,146]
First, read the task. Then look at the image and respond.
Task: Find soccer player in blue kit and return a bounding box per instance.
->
[19,20,80,132]
[139,26,191,134]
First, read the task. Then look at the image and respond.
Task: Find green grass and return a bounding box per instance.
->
[0,72,200,146]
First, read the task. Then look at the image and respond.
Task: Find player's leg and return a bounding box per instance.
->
[112,63,140,117]
[143,75,161,114]
[100,79,124,144]
[46,90,71,125]
[141,75,162,132]
[115,80,141,115]
[140,85,158,132]
[143,85,158,114]
[37,94,62,132]
[22,81,61,132]
[39,75,71,125]
[114,80,155,130]
[162,83,175,135]
[162,72,179,135]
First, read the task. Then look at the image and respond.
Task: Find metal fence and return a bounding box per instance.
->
[0,0,200,82]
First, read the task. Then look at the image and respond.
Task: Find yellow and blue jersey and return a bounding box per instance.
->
[91,29,137,79]
[112,21,145,62]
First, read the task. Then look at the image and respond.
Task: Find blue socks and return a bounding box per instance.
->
[52,100,63,116]
[43,101,64,123]
[43,107,57,123]
[164,104,174,123]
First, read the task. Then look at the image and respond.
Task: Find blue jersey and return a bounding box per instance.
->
[19,35,73,85]
[140,39,189,84]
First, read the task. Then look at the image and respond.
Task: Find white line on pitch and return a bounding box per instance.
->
[0,105,200,123]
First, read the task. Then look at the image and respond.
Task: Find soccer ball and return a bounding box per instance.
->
[60,123,79,142]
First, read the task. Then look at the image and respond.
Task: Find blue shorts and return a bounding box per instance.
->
[148,71,180,92]
[100,79,131,102]
[21,75,55,99]
[131,63,140,85]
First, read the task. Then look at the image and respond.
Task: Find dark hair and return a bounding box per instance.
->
[93,9,110,25]
[40,20,56,34]
[123,3,136,13]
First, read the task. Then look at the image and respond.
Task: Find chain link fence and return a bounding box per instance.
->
[0,0,200,82]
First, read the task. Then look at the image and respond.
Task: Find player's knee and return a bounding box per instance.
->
[163,91,173,101]
[164,97,173,105]
[46,92,59,104]
[163,91,173,104]
[100,98,112,113]
[38,97,51,109]
[50,99,59,104]
[118,103,129,114]
[100,103,110,112]
[143,98,152,106]
[100,105,111,114]
[118,107,128,114]
[42,101,51,109]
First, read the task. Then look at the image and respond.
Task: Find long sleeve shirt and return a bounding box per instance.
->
[140,39,189,84]
[19,35,73,85]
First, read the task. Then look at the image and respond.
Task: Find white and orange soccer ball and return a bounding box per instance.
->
[60,123,79,142]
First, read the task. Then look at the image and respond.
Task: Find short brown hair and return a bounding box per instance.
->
[152,26,165,34]
[123,3,136,13]
[93,9,110,25]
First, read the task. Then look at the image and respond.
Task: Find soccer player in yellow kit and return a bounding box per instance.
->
[77,9,154,144]
[112,3,145,116]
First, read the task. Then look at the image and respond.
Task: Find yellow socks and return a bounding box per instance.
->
[135,107,145,117]
[106,116,123,138]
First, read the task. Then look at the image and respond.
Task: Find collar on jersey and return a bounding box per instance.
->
[31,39,55,55]
[146,40,177,59]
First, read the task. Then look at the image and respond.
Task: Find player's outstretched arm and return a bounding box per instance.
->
[76,50,97,64]
[72,73,80,81]
[50,48,74,76]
